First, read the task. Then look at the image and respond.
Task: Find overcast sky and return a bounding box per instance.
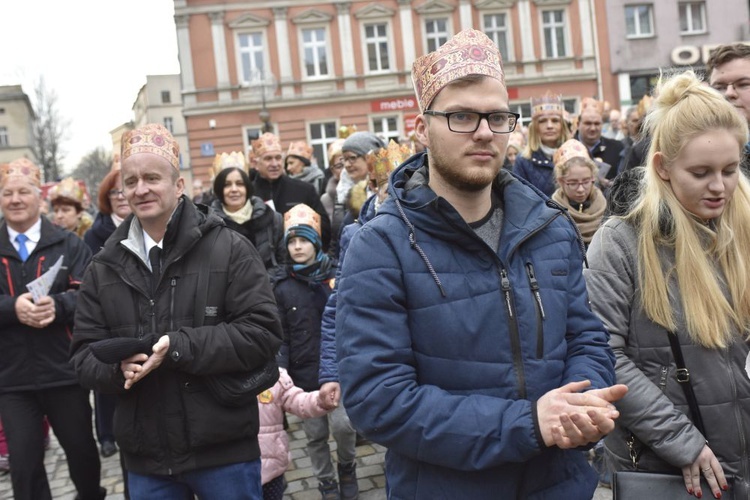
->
[1,0,180,173]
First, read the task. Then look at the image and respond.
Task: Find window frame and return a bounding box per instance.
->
[362,21,393,74]
[0,126,8,147]
[161,91,171,104]
[679,1,707,35]
[423,17,451,54]
[370,114,401,144]
[308,120,339,170]
[236,30,267,86]
[163,117,174,134]
[299,25,331,79]
[625,4,655,39]
[482,11,514,63]
[540,8,569,59]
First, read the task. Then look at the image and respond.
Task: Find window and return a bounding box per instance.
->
[625,5,654,38]
[483,13,510,61]
[372,116,400,143]
[365,23,390,72]
[302,28,329,78]
[163,117,174,133]
[542,10,567,58]
[309,121,338,169]
[161,91,171,104]
[679,2,706,34]
[0,127,8,147]
[238,32,265,84]
[425,18,449,53]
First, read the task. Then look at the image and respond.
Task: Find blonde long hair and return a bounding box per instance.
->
[522,112,571,158]
[625,71,750,348]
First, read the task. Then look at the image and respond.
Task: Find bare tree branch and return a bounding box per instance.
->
[70,147,112,208]
[30,77,69,183]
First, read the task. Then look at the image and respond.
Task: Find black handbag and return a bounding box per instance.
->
[612,331,734,499]
[192,228,280,408]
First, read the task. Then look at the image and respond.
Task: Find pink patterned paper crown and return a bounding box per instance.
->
[121,124,179,170]
[580,97,604,115]
[531,92,563,118]
[212,151,247,177]
[283,203,321,236]
[368,140,413,187]
[287,141,313,160]
[553,139,590,168]
[0,158,42,187]
[251,132,283,157]
[412,29,504,112]
[49,177,85,205]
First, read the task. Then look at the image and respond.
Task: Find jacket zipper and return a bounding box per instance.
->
[499,267,526,400]
[169,278,176,331]
[525,263,545,359]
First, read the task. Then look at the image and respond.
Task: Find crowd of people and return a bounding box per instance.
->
[1,31,750,500]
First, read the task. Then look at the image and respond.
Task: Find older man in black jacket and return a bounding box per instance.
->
[0,158,103,500]
[71,124,282,499]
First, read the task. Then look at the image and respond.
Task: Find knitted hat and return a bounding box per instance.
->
[531,92,563,118]
[553,139,590,168]
[0,158,42,187]
[412,29,504,112]
[121,124,180,170]
[251,132,282,157]
[284,203,322,251]
[342,132,386,158]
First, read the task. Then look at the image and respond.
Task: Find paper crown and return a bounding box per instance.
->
[49,177,85,205]
[531,92,563,118]
[0,158,42,187]
[368,140,414,187]
[283,203,321,237]
[637,94,653,119]
[251,132,283,157]
[507,131,525,152]
[580,97,604,115]
[327,138,346,163]
[412,29,504,112]
[553,139,590,168]
[121,124,179,171]
[111,153,121,172]
[338,125,357,139]
[212,151,247,177]
[287,141,313,160]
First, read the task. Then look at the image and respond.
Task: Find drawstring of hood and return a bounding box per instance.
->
[394,197,447,297]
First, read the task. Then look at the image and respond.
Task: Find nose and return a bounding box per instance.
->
[134,178,149,196]
[708,173,725,192]
[473,117,494,139]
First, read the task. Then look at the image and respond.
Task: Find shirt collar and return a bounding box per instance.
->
[6,218,42,244]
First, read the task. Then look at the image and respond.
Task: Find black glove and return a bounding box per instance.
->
[89,335,157,364]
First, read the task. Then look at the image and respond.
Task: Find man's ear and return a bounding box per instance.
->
[414,114,429,149]
[653,152,670,181]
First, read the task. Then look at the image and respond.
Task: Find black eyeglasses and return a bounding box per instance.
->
[423,110,520,134]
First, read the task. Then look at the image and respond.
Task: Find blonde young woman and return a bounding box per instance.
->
[584,71,750,499]
[551,139,606,246]
[513,92,571,196]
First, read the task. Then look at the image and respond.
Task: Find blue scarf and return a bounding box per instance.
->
[284,225,332,283]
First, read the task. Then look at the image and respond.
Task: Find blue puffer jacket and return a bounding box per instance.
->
[336,152,615,500]
[513,149,556,197]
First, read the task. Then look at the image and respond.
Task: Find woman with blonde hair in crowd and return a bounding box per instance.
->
[585,70,750,499]
[551,139,606,247]
[514,92,571,196]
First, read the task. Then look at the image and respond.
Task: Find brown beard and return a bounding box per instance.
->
[427,151,500,192]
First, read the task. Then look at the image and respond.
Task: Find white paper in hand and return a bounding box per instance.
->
[746,352,750,380]
[26,255,64,303]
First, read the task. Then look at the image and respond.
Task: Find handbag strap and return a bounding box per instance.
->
[193,227,224,327]
[666,331,706,437]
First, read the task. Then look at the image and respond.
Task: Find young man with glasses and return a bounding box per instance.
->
[336,29,626,499]
[707,43,750,174]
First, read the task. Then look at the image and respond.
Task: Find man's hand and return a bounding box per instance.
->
[120,335,170,390]
[15,292,56,329]
[319,382,340,410]
[536,380,628,449]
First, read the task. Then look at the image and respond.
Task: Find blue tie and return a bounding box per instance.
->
[15,234,29,262]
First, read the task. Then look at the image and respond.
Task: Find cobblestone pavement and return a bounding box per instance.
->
[0,412,613,499]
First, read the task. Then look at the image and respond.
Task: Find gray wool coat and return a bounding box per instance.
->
[584,218,750,498]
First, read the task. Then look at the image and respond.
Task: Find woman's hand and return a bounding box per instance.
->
[681,444,728,499]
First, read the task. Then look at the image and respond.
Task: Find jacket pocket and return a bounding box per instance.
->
[113,392,149,456]
[182,381,258,448]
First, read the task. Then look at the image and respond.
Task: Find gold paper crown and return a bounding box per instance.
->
[327,138,346,163]
[368,140,413,187]
[553,139,590,168]
[287,141,313,160]
[283,203,321,237]
[111,153,121,172]
[580,97,604,115]
[412,29,504,112]
[251,132,283,157]
[338,125,357,139]
[531,92,563,118]
[121,124,179,170]
[212,151,247,177]
[0,158,42,187]
[49,177,85,205]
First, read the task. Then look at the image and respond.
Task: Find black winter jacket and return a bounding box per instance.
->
[71,198,282,475]
[83,211,117,255]
[0,218,92,391]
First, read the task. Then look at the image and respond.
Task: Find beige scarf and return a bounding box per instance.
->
[224,200,253,225]
[552,187,606,244]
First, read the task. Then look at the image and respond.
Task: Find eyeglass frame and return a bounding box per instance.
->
[711,78,750,94]
[423,110,521,134]
[108,189,125,198]
[561,178,594,189]
[342,153,361,164]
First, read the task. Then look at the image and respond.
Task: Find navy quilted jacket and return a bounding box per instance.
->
[513,149,556,197]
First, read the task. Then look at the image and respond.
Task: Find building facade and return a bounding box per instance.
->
[174,0,616,181]
[0,85,35,165]
[605,0,750,109]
